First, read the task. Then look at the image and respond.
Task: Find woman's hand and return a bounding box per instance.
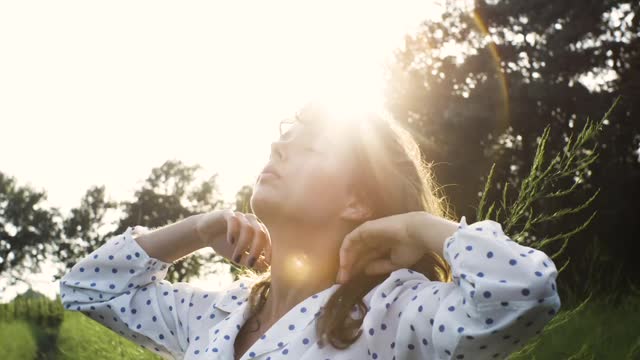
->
[336,211,459,283]
[196,209,272,272]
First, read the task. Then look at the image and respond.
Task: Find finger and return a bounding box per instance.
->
[231,214,254,266]
[245,215,267,268]
[364,258,397,276]
[225,212,240,246]
[346,247,389,282]
[339,222,383,272]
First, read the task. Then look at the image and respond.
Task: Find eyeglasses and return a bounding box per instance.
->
[279,118,297,139]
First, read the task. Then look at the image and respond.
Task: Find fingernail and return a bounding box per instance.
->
[233,254,241,263]
[248,256,255,268]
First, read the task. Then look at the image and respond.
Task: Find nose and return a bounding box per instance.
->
[270,139,285,161]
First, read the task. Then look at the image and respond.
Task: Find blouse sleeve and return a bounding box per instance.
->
[362,216,562,360]
[59,226,220,360]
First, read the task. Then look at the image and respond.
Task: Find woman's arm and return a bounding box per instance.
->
[362,216,561,360]
[133,213,209,263]
[59,218,223,360]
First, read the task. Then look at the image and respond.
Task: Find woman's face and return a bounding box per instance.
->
[251,121,356,226]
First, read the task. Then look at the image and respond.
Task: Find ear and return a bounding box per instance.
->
[339,188,373,222]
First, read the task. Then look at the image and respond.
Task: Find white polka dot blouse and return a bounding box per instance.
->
[59,216,561,359]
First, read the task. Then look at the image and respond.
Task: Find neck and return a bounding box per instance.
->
[258,219,345,324]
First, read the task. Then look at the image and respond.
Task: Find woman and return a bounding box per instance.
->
[59,104,561,359]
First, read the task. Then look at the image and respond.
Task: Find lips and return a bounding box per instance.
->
[260,165,281,178]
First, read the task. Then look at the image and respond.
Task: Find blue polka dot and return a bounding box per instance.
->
[109,255,114,260]
[448,306,455,311]
[159,334,164,339]
[194,349,200,355]
[509,259,517,265]
[465,245,473,251]
[303,338,309,345]
[90,282,96,287]
[282,348,289,355]
[418,305,423,312]
[288,324,295,330]
[224,335,230,340]
[486,318,494,325]
[135,252,140,257]
[381,323,387,330]
[152,315,157,322]
[109,284,116,289]
[486,251,494,258]
[136,324,142,329]
[483,291,492,298]
[126,254,132,260]
[120,307,125,313]
[129,269,135,274]
[535,271,543,277]
[94,267,100,272]
[79,267,85,272]
[369,328,374,335]
[522,288,530,296]
[439,324,445,332]
[249,351,255,357]
[408,344,415,350]
[300,307,307,313]
[477,272,484,277]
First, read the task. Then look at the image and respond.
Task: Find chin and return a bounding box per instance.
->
[250,188,282,219]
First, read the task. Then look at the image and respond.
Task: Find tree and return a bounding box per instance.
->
[386,0,640,298]
[55,185,118,279]
[113,160,226,283]
[0,172,60,288]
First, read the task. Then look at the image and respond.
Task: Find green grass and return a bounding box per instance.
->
[56,311,162,360]
[510,293,640,359]
[0,320,38,359]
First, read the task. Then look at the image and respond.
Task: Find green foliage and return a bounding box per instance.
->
[0,295,64,326]
[508,289,640,359]
[477,98,619,269]
[0,172,61,282]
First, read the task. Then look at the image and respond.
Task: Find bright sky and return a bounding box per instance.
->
[0,0,442,302]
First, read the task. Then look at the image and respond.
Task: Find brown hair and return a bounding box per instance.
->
[239,103,455,350]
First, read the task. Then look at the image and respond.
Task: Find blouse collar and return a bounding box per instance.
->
[208,279,342,359]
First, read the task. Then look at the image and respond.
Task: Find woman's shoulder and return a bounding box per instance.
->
[362,268,439,307]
